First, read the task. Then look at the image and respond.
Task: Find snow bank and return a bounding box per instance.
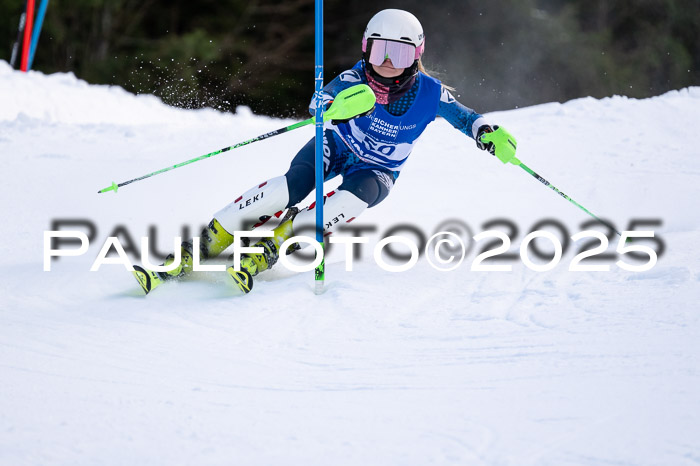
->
[0,60,233,126]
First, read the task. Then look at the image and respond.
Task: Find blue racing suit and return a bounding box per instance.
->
[284,60,486,208]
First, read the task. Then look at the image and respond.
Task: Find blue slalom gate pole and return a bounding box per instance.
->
[313,0,325,294]
[27,0,49,70]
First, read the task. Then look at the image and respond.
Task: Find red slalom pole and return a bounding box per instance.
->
[20,0,36,72]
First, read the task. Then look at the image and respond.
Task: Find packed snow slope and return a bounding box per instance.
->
[1,60,699,465]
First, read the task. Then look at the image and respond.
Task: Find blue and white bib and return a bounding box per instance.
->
[333,64,441,172]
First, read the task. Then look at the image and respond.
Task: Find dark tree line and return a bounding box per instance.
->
[1,0,698,117]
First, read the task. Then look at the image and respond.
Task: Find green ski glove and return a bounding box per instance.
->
[323,84,377,124]
[331,105,375,125]
[479,125,518,165]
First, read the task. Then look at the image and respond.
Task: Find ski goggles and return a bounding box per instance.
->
[364,39,423,69]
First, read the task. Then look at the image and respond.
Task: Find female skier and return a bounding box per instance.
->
[133,8,517,294]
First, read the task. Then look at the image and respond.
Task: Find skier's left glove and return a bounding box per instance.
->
[331,105,375,125]
[476,125,495,154]
[477,124,518,164]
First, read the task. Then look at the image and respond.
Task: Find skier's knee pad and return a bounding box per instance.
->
[214,175,290,235]
[291,189,368,239]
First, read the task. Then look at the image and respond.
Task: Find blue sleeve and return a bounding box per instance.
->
[437,87,487,140]
[308,69,366,116]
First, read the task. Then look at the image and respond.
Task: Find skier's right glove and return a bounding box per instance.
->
[478,125,518,164]
[331,105,375,125]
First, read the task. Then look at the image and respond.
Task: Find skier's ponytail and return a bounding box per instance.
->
[417,59,456,92]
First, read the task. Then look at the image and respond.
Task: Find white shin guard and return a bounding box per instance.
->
[292,189,368,238]
[214,175,290,234]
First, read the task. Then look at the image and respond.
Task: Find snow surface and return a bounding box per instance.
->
[1,60,699,465]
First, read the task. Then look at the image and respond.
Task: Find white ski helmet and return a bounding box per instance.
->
[362,9,425,59]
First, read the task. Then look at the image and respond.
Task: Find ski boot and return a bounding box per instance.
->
[133,219,234,294]
[132,240,195,294]
[227,217,296,294]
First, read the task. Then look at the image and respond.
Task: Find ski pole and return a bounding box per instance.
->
[481,127,622,236]
[515,160,621,236]
[98,119,312,194]
[98,83,375,194]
